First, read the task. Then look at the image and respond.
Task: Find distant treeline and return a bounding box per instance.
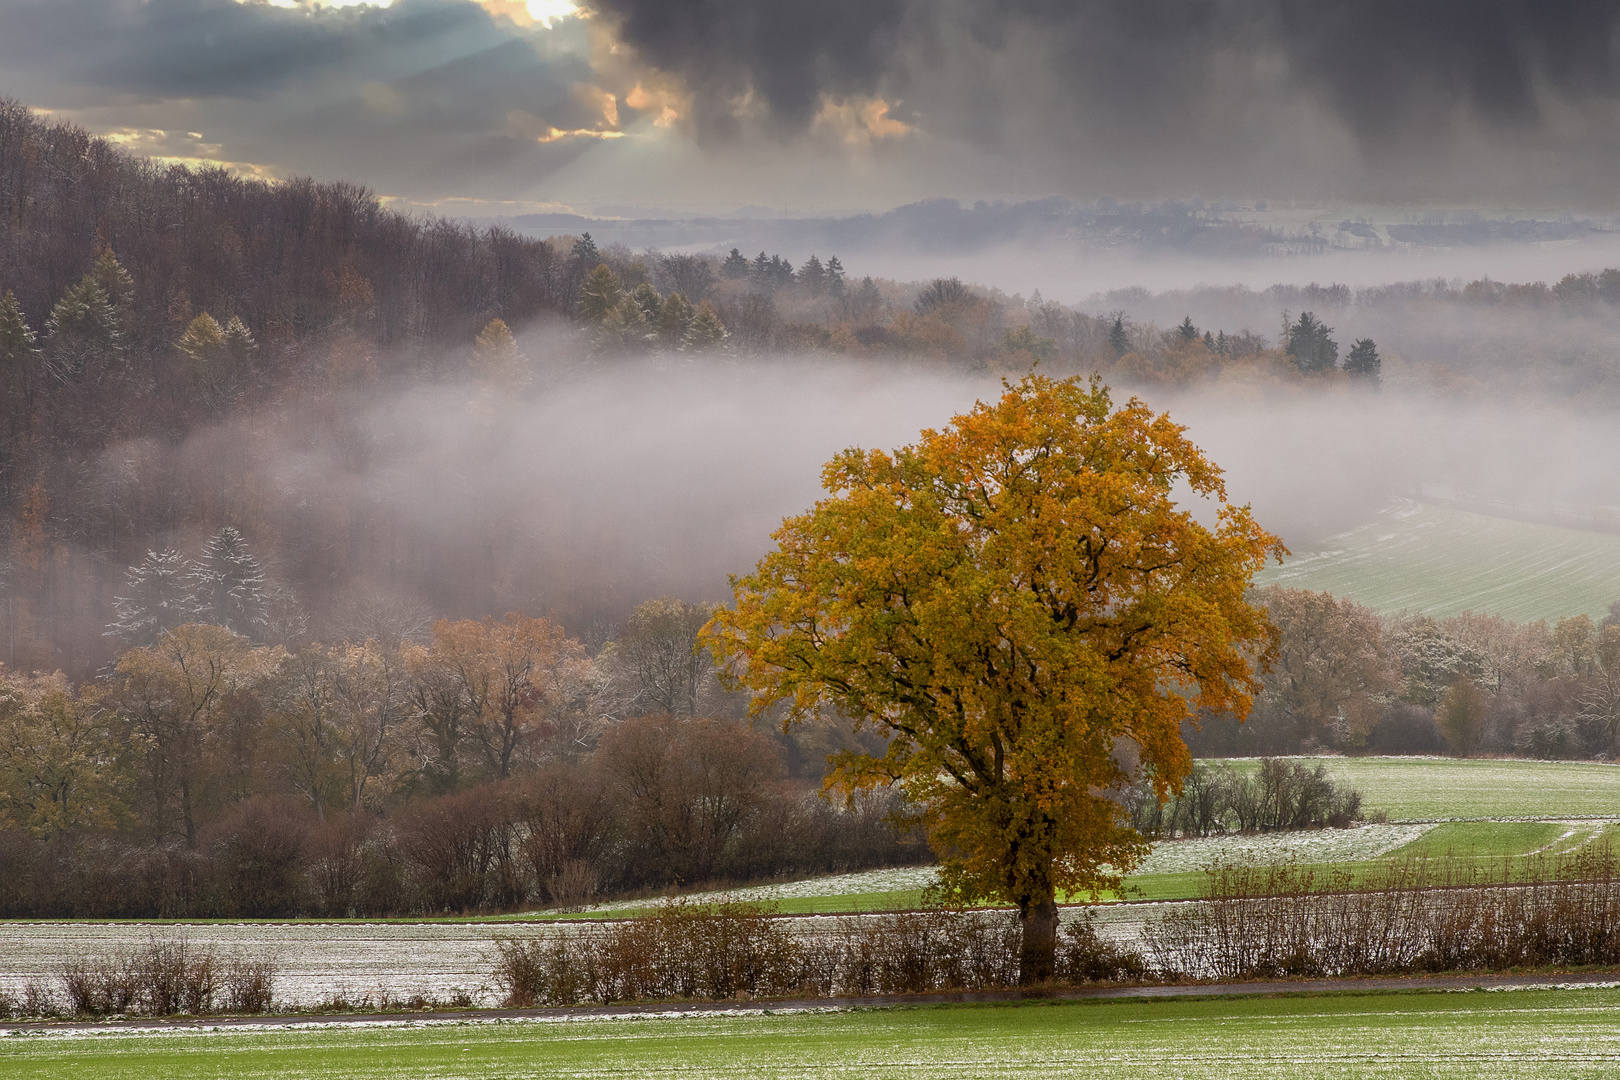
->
[1194,587,1620,760]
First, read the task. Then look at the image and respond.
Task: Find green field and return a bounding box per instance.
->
[6,988,1620,1078]
[1257,500,1620,622]
[1300,756,1620,821]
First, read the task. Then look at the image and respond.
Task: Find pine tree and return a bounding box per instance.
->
[798,254,826,295]
[658,291,694,347]
[190,526,271,637]
[577,264,623,324]
[471,317,523,382]
[721,248,751,279]
[771,256,795,289]
[0,290,38,403]
[176,313,226,362]
[44,280,121,382]
[571,232,599,264]
[221,315,257,364]
[107,549,201,645]
[1344,337,1381,385]
[1108,315,1130,355]
[1286,311,1338,374]
[1214,330,1229,355]
[751,251,771,281]
[1177,316,1199,342]
[825,256,846,296]
[631,281,663,322]
[684,300,727,350]
[89,246,136,322]
[596,296,651,351]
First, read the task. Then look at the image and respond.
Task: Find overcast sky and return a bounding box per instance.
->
[3,0,1619,215]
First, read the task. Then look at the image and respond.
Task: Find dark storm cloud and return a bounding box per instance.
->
[589,0,1620,193]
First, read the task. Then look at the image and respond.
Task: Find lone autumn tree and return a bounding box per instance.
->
[702,374,1282,983]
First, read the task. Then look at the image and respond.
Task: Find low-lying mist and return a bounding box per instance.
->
[102,356,1620,652]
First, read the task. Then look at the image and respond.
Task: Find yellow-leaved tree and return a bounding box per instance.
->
[702,375,1283,982]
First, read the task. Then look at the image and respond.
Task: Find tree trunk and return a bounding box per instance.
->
[1019,892,1059,985]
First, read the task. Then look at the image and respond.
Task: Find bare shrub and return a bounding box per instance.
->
[59,936,278,1016]
[1144,849,1620,980]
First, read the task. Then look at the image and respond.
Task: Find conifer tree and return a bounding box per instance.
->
[190,526,271,637]
[0,290,38,405]
[825,255,846,296]
[43,280,121,381]
[596,296,651,351]
[658,291,694,347]
[1108,315,1130,355]
[577,264,623,324]
[684,300,727,350]
[221,316,256,364]
[89,246,136,323]
[471,317,523,382]
[1344,338,1381,385]
[751,251,771,281]
[1177,316,1199,342]
[798,254,826,295]
[722,248,751,279]
[631,281,663,322]
[571,232,599,265]
[107,549,201,645]
[176,313,226,362]
[1286,312,1338,374]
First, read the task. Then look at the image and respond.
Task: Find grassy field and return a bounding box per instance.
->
[1256,499,1620,622]
[1298,756,1620,821]
[6,988,1620,1078]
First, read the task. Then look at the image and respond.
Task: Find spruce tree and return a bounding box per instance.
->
[596,296,651,351]
[1108,315,1130,355]
[721,248,751,279]
[44,280,121,381]
[107,549,201,645]
[570,232,599,264]
[1344,337,1381,385]
[751,251,771,281]
[825,256,846,295]
[658,292,694,347]
[798,254,826,295]
[684,300,727,350]
[1286,312,1338,374]
[1177,316,1199,342]
[577,264,623,323]
[631,281,663,322]
[190,526,271,637]
[0,290,38,400]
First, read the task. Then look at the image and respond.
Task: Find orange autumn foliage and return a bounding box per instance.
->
[703,374,1283,980]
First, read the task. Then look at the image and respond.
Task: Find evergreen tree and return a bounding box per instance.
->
[107,549,201,645]
[684,300,727,350]
[854,276,882,317]
[1202,330,1215,349]
[1108,315,1130,355]
[721,248,751,279]
[1286,311,1339,374]
[471,317,523,382]
[1177,316,1199,342]
[596,296,651,351]
[221,315,256,364]
[798,254,826,295]
[631,281,663,322]
[570,232,599,265]
[825,256,846,296]
[0,290,38,402]
[176,313,226,362]
[1344,337,1382,385]
[43,279,121,382]
[751,251,771,281]
[190,526,271,637]
[658,291,694,347]
[577,264,623,323]
[89,246,136,322]
[1214,330,1229,355]
[772,256,796,289]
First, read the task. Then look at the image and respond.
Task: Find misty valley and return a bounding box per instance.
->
[5,59,1620,1079]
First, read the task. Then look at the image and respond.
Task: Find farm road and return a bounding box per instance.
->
[7,970,1619,1035]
